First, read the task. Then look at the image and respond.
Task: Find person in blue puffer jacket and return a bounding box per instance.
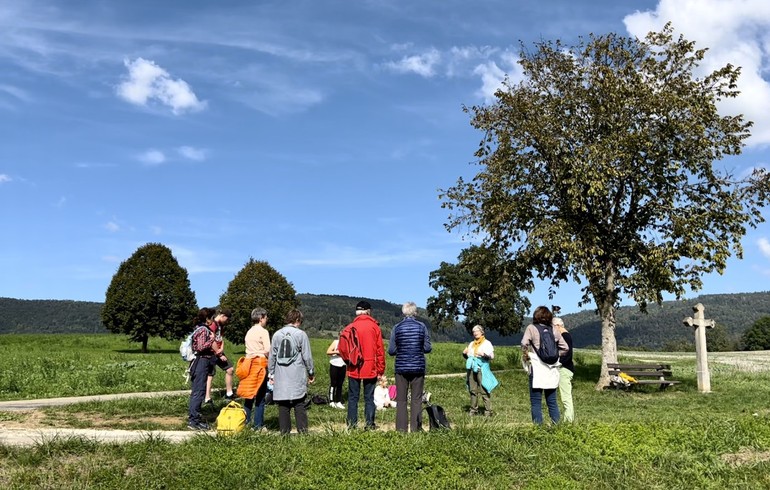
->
[388,302,432,433]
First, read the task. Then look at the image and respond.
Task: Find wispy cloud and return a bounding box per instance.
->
[0,174,11,184]
[294,244,445,268]
[0,84,32,102]
[383,48,441,77]
[104,221,120,232]
[138,149,166,165]
[177,146,207,161]
[116,58,207,114]
[759,238,770,259]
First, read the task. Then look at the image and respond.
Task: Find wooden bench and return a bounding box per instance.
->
[607,363,680,390]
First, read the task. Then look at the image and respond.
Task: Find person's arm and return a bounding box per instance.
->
[375,331,386,376]
[326,339,339,356]
[554,328,569,356]
[521,325,533,361]
[423,324,432,354]
[484,341,494,360]
[267,336,277,378]
[301,333,315,383]
[387,327,397,356]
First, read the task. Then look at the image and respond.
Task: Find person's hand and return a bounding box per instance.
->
[308,376,315,385]
[481,354,491,361]
[522,351,529,362]
[462,348,468,355]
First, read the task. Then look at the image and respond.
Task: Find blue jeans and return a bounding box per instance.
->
[529,374,560,425]
[347,377,377,428]
[243,376,268,429]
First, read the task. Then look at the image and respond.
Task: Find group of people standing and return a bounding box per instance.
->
[461,305,574,425]
[186,301,574,433]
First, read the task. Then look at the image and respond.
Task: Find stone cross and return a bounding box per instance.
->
[683,303,715,393]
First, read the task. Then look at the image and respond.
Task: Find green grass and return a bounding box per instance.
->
[1,333,770,488]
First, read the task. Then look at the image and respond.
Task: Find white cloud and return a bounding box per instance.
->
[177,146,207,161]
[0,174,10,184]
[138,149,166,165]
[624,0,770,146]
[473,62,508,103]
[383,48,441,77]
[105,221,120,232]
[116,58,207,114]
[759,238,770,259]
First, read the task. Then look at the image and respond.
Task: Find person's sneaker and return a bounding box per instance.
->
[484,411,494,417]
[224,392,234,401]
[421,392,432,404]
[202,399,214,408]
[469,409,479,416]
[335,402,345,409]
[329,402,336,408]
[187,421,210,431]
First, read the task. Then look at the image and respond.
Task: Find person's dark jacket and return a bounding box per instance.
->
[559,331,574,373]
[388,317,432,374]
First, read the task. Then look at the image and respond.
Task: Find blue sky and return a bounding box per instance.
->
[1,0,769,315]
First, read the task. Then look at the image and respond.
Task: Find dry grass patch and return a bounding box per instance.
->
[721,447,770,467]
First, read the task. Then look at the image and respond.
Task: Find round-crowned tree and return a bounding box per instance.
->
[741,316,770,351]
[101,243,198,353]
[219,258,299,341]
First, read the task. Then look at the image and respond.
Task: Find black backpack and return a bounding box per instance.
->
[534,323,559,365]
[424,402,450,430]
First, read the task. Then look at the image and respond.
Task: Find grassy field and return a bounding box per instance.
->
[1,334,770,489]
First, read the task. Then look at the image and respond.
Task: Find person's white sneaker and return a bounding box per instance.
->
[329,402,336,408]
[335,402,345,409]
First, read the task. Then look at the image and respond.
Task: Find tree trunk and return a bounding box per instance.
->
[141,335,148,354]
[594,267,619,390]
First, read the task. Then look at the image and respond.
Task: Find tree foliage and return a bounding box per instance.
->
[101,243,198,352]
[218,258,300,341]
[440,24,769,387]
[741,316,770,351]
[427,245,530,334]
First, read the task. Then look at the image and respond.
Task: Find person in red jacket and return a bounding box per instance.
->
[343,300,385,430]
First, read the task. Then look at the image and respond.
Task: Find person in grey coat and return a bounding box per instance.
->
[388,301,432,432]
[267,309,315,434]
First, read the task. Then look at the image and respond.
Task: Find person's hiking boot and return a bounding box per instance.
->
[469,409,479,416]
[484,411,494,417]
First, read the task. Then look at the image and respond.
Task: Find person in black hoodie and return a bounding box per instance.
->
[554,317,575,423]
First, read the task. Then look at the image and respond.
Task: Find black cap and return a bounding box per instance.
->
[355,300,372,311]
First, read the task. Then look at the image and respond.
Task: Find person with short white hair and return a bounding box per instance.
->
[388,301,432,432]
[463,324,498,416]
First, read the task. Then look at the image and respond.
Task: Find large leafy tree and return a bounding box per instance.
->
[441,24,769,388]
[427,245,530,334]
[219,258,299,341]
[741,316,770,351]
[102,243,198,353]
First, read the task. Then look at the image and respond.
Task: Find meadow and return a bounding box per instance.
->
[1,334,769,489]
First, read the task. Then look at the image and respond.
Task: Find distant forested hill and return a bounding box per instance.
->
[558,291,770,350]
[0,297,106,334]
[2,292,768,350]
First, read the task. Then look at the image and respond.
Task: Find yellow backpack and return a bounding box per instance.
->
[216,401,247,436]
